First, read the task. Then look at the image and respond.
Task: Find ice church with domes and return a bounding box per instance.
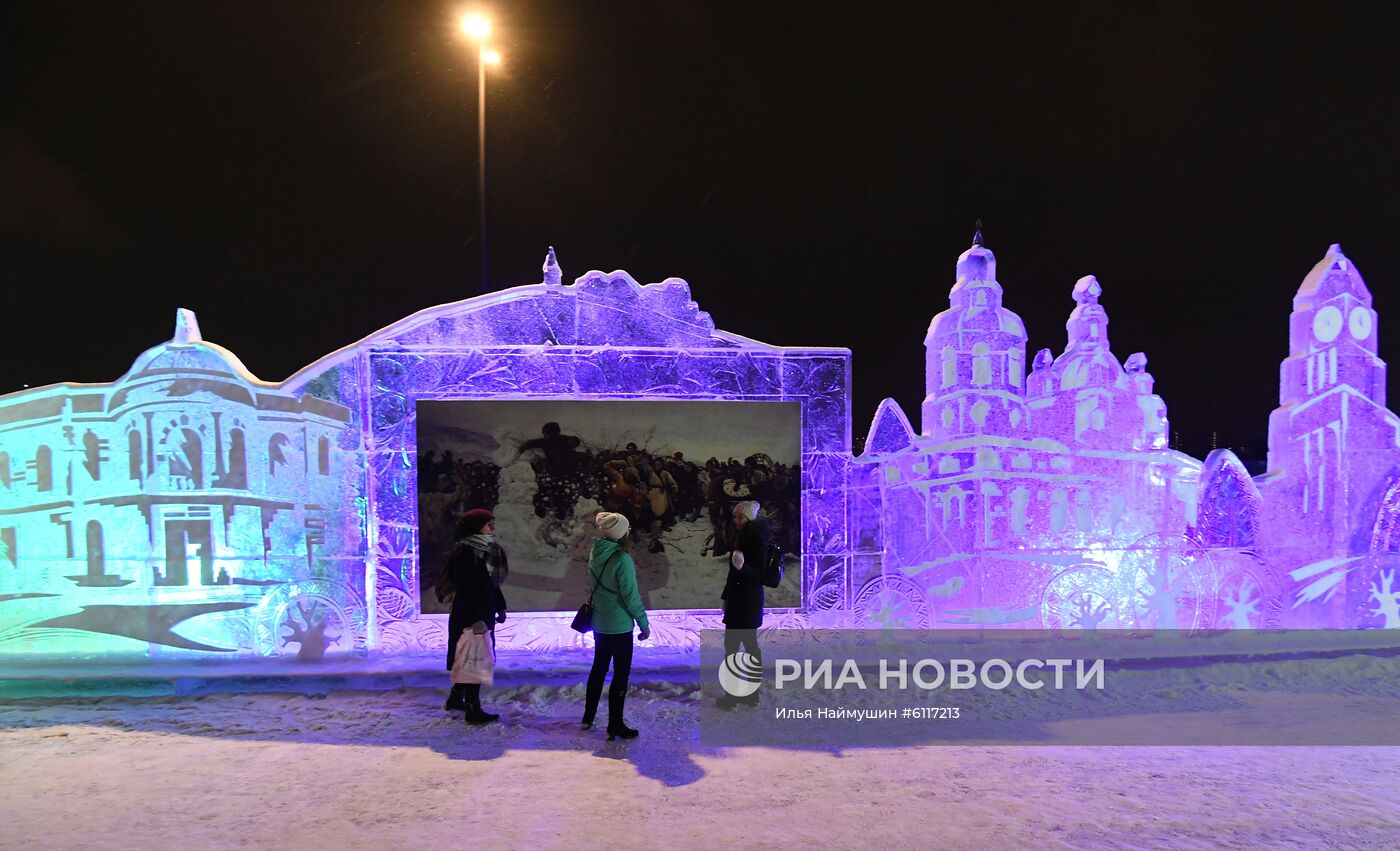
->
[0,236,1398,665]
[852,236,1400,632]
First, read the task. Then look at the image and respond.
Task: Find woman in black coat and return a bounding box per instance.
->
[444,508,508,724]
[719,500,770,708]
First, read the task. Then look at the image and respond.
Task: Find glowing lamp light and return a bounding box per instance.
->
[460,13,491,41]
[483,49,501,65]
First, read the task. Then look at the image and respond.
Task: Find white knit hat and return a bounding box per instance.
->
[734,501,761,521]
[595,511,630,540]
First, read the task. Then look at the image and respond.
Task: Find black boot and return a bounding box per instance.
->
[465,701,499,725]
[444,685,468,712]
[607,722,639,741]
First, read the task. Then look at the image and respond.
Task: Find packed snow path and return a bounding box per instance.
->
[2,683,1398,849]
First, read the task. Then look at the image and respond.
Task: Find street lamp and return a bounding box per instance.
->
[460,12,498,293]
[460,13,490,40]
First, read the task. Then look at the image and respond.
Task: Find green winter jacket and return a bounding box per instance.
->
[587,537,649,635]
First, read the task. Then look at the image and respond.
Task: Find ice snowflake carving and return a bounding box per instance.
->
[1221,578,1261,629]
[1369,570,1400,628]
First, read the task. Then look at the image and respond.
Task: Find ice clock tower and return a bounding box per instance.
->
[1261,244,1400,563]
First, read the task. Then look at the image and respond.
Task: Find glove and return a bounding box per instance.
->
[637,627,651,642]
[495,611,507,624]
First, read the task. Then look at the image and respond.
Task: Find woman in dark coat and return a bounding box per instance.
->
[444,508,508,724]
[719,500,770,708]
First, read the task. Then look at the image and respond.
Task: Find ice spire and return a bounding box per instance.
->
[1065,275,1109,351]
[972,219,985,248]
[1125,351,1154,393]
[173,308,202,344]
[543,246,562,287]
[1275,242,1385,407]
[951,230,998,303]
[922,230,1028,438]
[1074,275,1103,304]
[1294,243,1371,308]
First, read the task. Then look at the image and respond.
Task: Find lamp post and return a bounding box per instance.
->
[461,13,499,293]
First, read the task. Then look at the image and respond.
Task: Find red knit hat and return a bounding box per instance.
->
[459,508,495,535]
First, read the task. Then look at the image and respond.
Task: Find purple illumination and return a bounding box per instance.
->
[283,258,854,655]
[857,239,1400,630]
[1,239,1397,664]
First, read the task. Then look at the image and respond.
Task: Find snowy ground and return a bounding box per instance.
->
[3,676,1399,849]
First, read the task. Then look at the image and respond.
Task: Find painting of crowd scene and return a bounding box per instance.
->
[416,400,803,614]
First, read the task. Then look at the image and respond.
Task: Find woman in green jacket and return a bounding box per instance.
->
[582,511,650,739]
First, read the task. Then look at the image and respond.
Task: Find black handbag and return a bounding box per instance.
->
[762,543,784,589]
[571,552,620,633]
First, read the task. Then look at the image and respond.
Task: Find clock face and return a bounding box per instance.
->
[1349,306,1373,340]
[1313,305,1343,343]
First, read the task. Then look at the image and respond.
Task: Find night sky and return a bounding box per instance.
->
[3,2,1399,464]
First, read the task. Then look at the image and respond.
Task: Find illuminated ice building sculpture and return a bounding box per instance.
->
[1,239,1398,664]
[0,252,854,661]
[852,237,1400,631]
[0,309,362,660]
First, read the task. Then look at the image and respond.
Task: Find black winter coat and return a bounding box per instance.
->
[445,544,508,670]
[721,519,771,629]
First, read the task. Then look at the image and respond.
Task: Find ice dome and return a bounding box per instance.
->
[122,308,262,384]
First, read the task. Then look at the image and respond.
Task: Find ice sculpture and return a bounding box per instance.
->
[2,234,1397,665]
[1257,244,1400,626]
[856,238,1400,629]
[863,238,1201,630]
[0,310,365,658]
[0,253,852,659]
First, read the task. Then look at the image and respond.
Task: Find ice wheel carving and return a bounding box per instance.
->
[854,574,930,629]
[1118,533,1213,630]
[254,579,367,659]
[1041,564,1122,629]
[1211,550,1283,629]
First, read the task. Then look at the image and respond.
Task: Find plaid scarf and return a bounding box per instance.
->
[459,534,508,587]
